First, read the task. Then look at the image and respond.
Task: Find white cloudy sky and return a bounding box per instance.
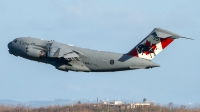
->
[0,0,199,105]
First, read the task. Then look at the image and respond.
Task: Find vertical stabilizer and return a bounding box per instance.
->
[128,28,181,60]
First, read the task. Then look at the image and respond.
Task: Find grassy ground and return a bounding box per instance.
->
[0,103,200,112]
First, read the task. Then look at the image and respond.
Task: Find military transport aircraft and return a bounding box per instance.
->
[7,28,192,72]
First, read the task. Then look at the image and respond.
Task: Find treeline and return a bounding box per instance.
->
[0,103,200,112]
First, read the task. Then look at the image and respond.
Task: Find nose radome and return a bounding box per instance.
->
[8,42,12,49]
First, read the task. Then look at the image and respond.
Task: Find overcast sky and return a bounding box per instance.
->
[0,0,199,105]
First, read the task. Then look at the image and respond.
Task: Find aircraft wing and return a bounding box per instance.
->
[46,41,90,72]
[47,41,88,59]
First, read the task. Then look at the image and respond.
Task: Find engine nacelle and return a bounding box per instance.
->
[26,47,46,58]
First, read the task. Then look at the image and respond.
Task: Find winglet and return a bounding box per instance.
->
[53,48,60,57]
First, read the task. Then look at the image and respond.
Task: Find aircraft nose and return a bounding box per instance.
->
[7,42,12,49]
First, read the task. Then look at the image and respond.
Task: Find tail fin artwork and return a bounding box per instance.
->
[128,28,190,60]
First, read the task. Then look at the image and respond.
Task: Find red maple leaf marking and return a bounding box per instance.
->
[143,40,157,58]
[128,48,138,57]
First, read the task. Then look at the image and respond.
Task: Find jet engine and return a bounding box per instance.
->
[26,47,46,58]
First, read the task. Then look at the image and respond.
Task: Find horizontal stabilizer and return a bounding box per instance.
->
[181,37,194,40]
[153,31,172,38]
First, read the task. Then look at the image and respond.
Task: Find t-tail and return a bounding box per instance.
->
[127,28,193,60]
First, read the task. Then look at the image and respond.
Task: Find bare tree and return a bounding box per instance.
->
[1,102,200,112]
[143,98,147,103]
[168,102,173,110]
[77,101,81,104]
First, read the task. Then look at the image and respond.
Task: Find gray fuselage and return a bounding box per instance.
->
[8,37,160,72]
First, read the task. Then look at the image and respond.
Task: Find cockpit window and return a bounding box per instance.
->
[13,39,17,43]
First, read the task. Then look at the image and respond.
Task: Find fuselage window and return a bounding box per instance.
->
[13,39,17,43]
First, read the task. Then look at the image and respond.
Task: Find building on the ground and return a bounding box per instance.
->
[131,102,150,108]
[110,101,123,105]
